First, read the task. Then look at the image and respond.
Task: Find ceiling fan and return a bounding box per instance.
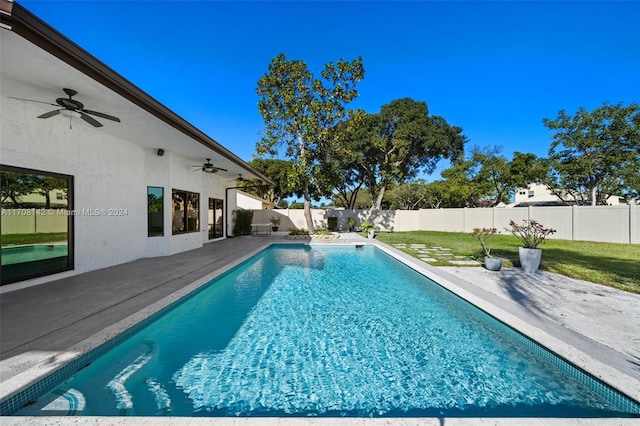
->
[192,159,228,173]
[229,174,246,182]
[8,88,121,128]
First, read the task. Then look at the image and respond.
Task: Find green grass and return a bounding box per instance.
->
[376,231,640,294]
[1,233,68,246]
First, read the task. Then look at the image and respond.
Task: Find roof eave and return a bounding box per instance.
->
[1,1,271,184]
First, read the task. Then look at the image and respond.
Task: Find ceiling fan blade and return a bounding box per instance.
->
[82,109,121,122]
[80,112,103,127]
[8,96,58,106]
[213,167,228,172]
[37,109,62,119]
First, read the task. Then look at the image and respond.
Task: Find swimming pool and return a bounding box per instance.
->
[1,244,68,265]
[7,245,640,417]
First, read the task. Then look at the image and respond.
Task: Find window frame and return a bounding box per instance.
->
[208,197,224,239]
[172,188,200,235]
[1,164,74,285]
[147,186,164,237]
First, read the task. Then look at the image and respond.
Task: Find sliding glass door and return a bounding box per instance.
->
[1,165,73,285]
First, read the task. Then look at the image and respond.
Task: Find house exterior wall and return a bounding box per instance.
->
[1,103,234,278]
[513,183,623,206]
[237,192,266,210]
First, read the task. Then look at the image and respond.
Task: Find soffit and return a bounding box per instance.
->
[0,2,269,183]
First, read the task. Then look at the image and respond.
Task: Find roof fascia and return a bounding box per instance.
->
[1,1,271,184]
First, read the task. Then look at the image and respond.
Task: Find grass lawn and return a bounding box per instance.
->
[375,231,640,294]
[1,233,68,246]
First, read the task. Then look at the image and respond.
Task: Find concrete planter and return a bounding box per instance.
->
[519,247,542,273]
[484,256,503,271]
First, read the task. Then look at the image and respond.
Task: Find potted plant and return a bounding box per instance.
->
[270,216,281,232]
[507,219,556,273]
[347,217,356,232]
[360,220,375,239]
[471,227,502,271]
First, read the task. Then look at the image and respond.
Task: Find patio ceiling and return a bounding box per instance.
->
[0,1,269,182]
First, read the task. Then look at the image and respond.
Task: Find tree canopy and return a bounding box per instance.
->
[438,148,547,207]
[256,53,365,232]
[238,158,296,208]
[1,171,67,208]
[334,98,467,210]
[542,101,640,205]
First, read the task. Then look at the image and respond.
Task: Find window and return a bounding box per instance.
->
[172,189,199,234]
[208,198,224,239]
[1,165,73,285]
[147,186,164,237]
[528,190,535,198]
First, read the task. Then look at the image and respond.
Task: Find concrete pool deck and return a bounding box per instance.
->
[1,232,639,424]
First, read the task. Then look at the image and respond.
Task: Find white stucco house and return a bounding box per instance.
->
[236,191,277,210]
[511,183,625,207]
[0,1,269,286]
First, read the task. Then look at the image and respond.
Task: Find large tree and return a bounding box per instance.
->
[239,158,296,208]
[439,148,547,207]
[472,148,547,206]
[1,171,35,207]
[256,53,364,233]
[336,98,466,210]
[386,180,431,210]
[542,102,640,205]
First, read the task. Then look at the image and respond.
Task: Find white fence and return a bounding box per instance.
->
[1,209,68,234]
[251,205,640,244]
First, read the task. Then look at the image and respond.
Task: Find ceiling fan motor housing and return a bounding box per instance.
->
[56,98,84,110]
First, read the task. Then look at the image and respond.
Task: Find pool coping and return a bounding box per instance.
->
[1,238,639,423]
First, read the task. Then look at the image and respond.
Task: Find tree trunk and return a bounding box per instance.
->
[373,183,386,210]
[591,186,597,206]
[303,181,315,234]
[298,131,315,233]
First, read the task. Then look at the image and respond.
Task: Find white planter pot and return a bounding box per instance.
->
[367,230,375,239]
[519,247,542,273]
[484,256,503,271]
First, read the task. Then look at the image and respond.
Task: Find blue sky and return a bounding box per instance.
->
[20,1,640,180]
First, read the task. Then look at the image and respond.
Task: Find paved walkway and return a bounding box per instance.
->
[0,235,273,382]
[1,232,639,423]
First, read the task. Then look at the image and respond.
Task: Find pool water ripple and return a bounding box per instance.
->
[171,246,619,417]
[17,245,634,417]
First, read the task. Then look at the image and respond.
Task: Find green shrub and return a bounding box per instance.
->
[288,227,309,236]
[361,221,375,234]
[232,209,254,236]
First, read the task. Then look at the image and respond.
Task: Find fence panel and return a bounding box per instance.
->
[248,204,637,243]
[574,206,631,244]
[393,210,420,231]
[527,206,573,241]
[442,209,465,232]
[420,209,444,231]
[464,208,495,233]
[495,208,528,236]
[1,212,36,234]
[1,209,67,234]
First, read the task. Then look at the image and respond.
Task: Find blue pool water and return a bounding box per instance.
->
[1,244,68,265]
[13,245,639,417]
